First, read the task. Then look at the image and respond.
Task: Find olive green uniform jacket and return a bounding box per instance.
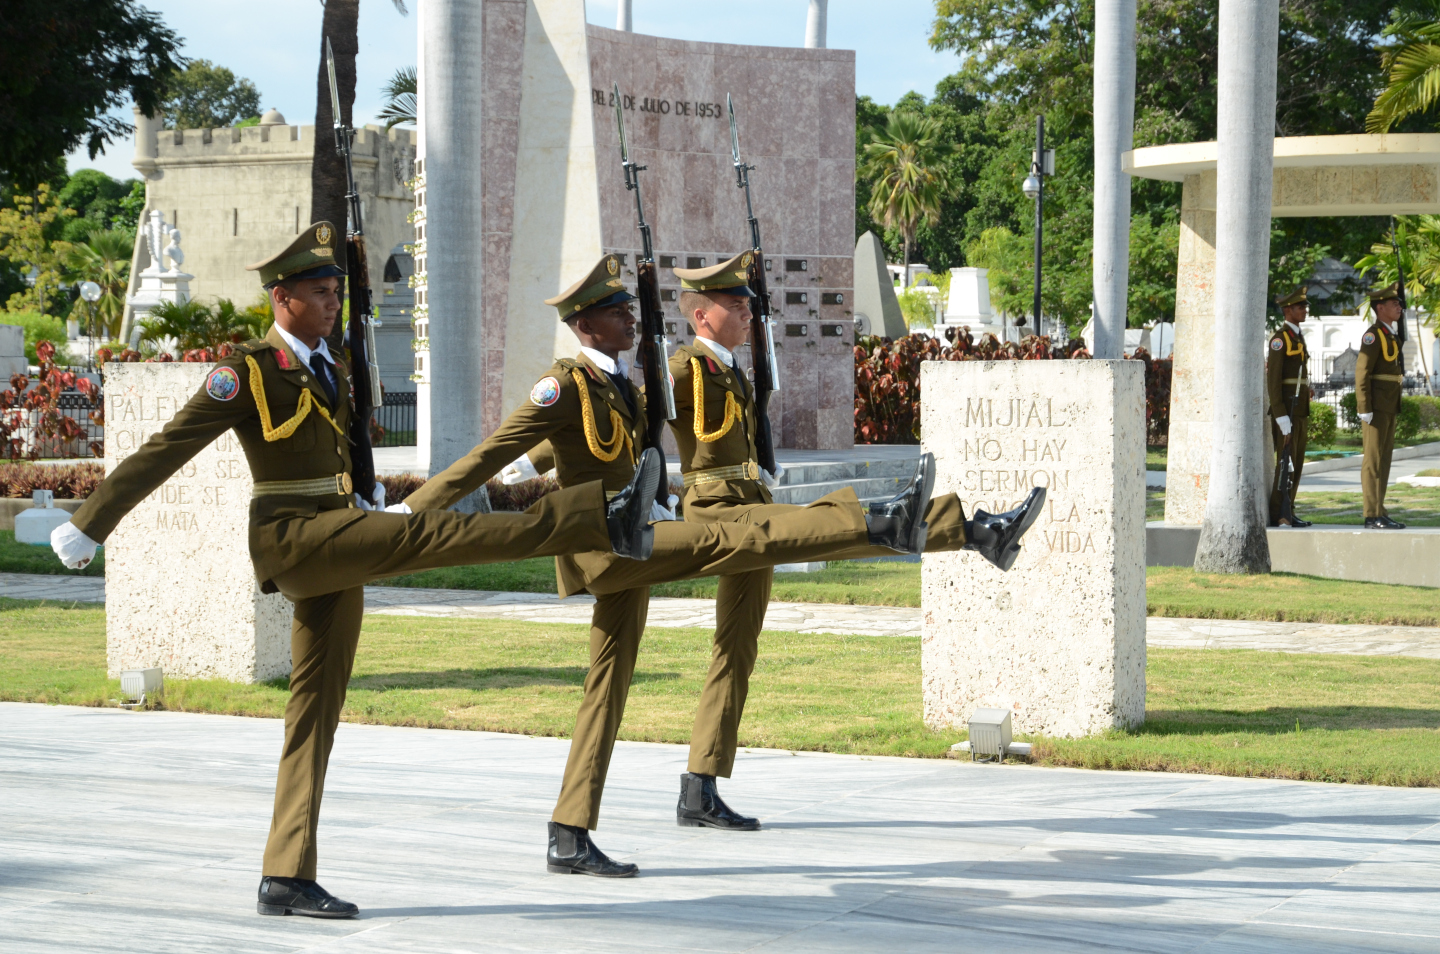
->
[1356,320,1405,518]
[668,341,771,518]
[69,325,363,591]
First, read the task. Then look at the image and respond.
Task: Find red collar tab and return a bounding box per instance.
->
[704,357,721,375]
[274,348,291,370]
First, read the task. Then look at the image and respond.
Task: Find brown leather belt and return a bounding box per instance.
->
[252,473,353,498]
[1371,374,1404,382]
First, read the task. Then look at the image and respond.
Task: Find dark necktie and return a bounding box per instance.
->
[606,370,637,418]
[309,352,337,405]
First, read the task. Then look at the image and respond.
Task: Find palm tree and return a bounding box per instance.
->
[859,112,957,286]
[63,229,133,338]
[378,66,416,130]
[140,299,212,354]
[1367,2,1440,133]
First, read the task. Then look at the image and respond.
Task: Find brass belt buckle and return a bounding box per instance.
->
[745,460,760,480]
[340,473,353,495]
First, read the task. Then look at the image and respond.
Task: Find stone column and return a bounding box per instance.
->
[805,0,828,48]
[422,0,487,483]
[1091,0,1136,360]
[920,360,1147,737]
[104,364,292,683]
[1194,0,1277,573]
[1163,172,1217,524]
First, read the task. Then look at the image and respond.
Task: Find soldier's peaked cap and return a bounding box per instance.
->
[246,221,346,288]
[1275,286,1308,307]
[545,253,636,320]
[1368,280,1403,303]
[673,252,756,297]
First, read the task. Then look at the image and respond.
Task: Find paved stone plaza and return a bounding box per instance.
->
[6,703,1440,953]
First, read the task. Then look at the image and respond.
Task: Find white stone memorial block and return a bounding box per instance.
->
[920,360,1146,737]
[104,363,292,683]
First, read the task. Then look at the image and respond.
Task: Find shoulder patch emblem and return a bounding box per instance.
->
[1363,332,1376,345]
[1270,338,1283,350]
[205,366,240,402]
[530,376,561,407]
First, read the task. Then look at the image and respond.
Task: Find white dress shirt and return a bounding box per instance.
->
[274,321,336,393]
[579,346,629,376]
[694,336,735,368]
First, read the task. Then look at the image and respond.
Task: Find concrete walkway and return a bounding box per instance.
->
[6,572,1440,656]
[5,702,1440,953]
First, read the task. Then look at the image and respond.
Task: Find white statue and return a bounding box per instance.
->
[162,227,185,272]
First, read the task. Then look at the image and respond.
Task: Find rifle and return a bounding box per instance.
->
[612,83,675,501]
[727,94,780,477]
[326,39,382,505]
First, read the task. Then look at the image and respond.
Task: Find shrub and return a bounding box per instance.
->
[1398,397,1423,442]
[1306,402,1337,447]
[0,461,104,498]
[1413,395,1440,432]
[1338,391,1358,429]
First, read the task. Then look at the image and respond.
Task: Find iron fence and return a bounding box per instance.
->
[0,389,104,461]
[375,391,417,446]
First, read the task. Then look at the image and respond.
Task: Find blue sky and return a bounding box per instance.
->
[67,0,960,182]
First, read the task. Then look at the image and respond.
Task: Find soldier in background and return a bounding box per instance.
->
[666,254,1044,832]
[1356,282,1408,529]
[1267,287,1312,527]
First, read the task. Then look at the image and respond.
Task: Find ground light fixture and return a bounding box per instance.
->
[952,707,1032,763]
[119,668,163,709]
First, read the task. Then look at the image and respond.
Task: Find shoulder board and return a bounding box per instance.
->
[232,339,271,356]
[554,357,579,371]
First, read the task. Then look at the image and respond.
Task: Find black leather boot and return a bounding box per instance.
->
[607,448,662,559]
[963,487,1046,571]
[676,773,760,831]
[865,452,936,554]
[546,822,638,877]
[1289,515,1312,528]
[1365,515,1407,529]
[256,876,359,918]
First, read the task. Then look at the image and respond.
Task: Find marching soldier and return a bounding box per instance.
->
[48,226,664,920]
[394,253,945,878]
[1357,281,1408,529]
[1267,287,1312,527]
[666,253,1044,830]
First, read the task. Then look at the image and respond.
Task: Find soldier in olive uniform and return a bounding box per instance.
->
[666,253,1045,830]
[1266,287,1313,527]
[1356,282,1408,528]
[394,254,942,877]
[49,226,664,919]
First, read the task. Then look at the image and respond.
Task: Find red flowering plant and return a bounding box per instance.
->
[0,340,99,460]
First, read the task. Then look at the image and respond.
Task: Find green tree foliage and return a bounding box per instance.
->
[1352,216,1440,330]
[0,0,184,187]
[0,184,74,315]
[54,170,140,243]
[63,230,133,338]
[859,111,957,282]
[1368,1,1440,133]
[140,299,268,355]
[379,67,418,131]
[866,0,1429,332]
[161,60,262,130]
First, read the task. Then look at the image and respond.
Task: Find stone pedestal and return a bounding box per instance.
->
[920,360,1146,737]
[104,364,292,683]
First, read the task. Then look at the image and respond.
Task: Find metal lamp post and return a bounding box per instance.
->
[1022,117,1054,340]
[79,281,101,369]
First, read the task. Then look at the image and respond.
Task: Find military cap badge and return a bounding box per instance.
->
[607,256,619,275]
[316,224,333,245]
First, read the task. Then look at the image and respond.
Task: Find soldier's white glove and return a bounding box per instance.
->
[51,522,98,569]
[760,464,784,490]
[1275,415,1291,436]
[1360,412,1375,425]
[385,502,413,514]
[352,483,386,511]
[501,454,540,485]
[649,494,679,522]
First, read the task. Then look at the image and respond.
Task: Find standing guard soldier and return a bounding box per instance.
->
[48,226,664,920]
[666,253,1044,831]
[394,254,947,878]
[1356,281,1408,529]
[1267,287,1313,527]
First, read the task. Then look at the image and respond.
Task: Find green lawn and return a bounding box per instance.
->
[1146,485,1440,527]
[0,530,103,576]
[5,599,1439,786]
